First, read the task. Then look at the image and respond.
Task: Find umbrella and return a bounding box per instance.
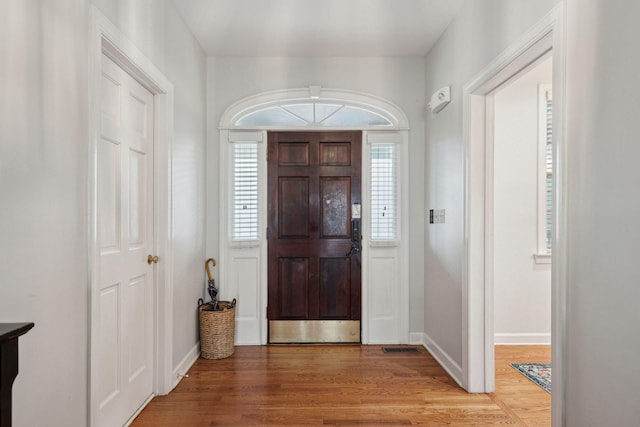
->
[205,258,218,310]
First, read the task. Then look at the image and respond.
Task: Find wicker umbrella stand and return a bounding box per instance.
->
[198,299,236,359]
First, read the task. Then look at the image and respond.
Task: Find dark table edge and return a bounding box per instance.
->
[0,323,35,344]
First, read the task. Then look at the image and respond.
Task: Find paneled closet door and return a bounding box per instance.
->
[96,53,155,427]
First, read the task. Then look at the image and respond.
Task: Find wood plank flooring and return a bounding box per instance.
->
[132,345,550,426]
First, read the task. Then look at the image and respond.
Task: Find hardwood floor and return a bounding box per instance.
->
[492,345,551,426]
[132,345,551,426]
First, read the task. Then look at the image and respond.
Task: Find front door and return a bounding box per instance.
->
[267,131,362,343]
[95,53,155,426]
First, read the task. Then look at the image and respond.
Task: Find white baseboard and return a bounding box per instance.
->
[171,343,200,391]
[418,332,464,388]
[409,332,424,345]
[494,333,551,345]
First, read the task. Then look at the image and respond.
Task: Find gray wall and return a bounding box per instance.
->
[423,0,560,367]
[1,2,89,425]
[206,57,427,334]
[565,0,640,424]
[425,0,640,424]
[0,1,206,425]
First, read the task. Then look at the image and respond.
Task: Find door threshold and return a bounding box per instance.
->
[269,320,360,344]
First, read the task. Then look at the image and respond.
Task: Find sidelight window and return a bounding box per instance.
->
[231,141,259,241]
[370,142,398,242]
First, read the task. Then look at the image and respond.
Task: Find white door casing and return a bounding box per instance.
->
[95,53,155,426]
[217,88,410,345]
[89,7,175,427]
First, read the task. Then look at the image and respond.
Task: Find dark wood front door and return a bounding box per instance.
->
[267,131,362,343]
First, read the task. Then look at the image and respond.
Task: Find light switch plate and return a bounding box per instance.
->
[430,209,446,224]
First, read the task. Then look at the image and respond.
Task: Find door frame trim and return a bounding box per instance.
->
[461,4,566,426]
[88,7,174,425]
[218,90,410,346]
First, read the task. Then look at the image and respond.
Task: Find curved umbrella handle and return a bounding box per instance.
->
[205,258,216,281]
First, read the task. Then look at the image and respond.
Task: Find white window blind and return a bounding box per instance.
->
[536,84,553,260]
[370,143,398,241]
[231,142,259,241]
[544,91,553,251]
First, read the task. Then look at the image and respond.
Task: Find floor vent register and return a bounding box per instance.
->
[382,347,421,354]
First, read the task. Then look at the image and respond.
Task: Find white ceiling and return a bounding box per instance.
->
[172,0,465,57]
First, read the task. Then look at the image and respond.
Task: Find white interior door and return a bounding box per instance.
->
[95,53,155,426]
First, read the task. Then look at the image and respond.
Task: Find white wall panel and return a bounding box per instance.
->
[371,258,395,319]
[368,254,400,342]
[230,254,262,344]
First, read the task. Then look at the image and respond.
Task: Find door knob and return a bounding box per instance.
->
[147,254,159,264]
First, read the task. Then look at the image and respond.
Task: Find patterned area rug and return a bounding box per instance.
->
[511,363,551,393]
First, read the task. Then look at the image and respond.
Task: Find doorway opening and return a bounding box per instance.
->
[492,55,552,348]
[462,5,566,426]
[491,55,553,423]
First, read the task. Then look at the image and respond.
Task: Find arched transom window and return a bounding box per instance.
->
[221,87,408,130]
[236,103,392,127]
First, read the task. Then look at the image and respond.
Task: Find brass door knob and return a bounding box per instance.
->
[147,254,159,264]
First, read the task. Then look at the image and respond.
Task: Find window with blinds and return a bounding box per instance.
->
[544,90,553,252]
[231,142,259,241]
[537,84,553,258]
[370,143,398,242]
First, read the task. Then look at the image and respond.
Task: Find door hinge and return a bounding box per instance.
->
[266,227,269,239]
